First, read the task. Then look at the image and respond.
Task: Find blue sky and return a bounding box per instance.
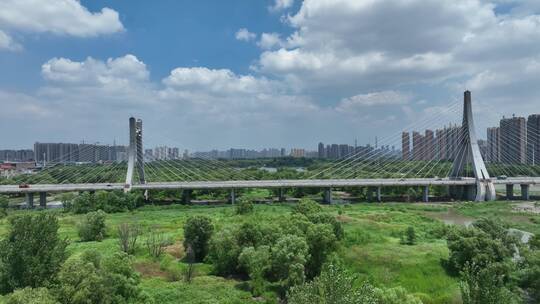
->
[1,0,540,151]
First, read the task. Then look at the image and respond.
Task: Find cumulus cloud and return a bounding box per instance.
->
[257,32,284,50]
[254,0,540,118]
[235,28,256,41]
[269,0,294,12]
[0,0,123,51]
[336,91,411,112]
[0,30,21,51]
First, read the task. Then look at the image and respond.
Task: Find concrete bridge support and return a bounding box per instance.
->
[229,189,236,204]
[39,192,47,208]
[521,184,530,201]
[422,186,429,203]
[449,91,496,202]
[26,193,34,208]
[278,188,286,202]
[323,188,332,204]
[506,184,514,200]
[376,186,382,202]
[182,189,192,204]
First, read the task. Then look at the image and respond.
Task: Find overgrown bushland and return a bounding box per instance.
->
[63,190,144,214]
[118,222,141,254]
[77,210,107,242]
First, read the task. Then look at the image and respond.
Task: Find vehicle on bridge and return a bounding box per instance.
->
[18,183,30,189]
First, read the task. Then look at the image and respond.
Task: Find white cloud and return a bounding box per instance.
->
[257,32,284,50]
[337,91,411,112]
[0,0,124,51]
[269,0,294,12]
[235,28,256,41]
[0,30,21,51]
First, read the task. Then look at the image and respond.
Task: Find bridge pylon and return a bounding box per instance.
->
[125,117,146,192]
[449,91,496,201]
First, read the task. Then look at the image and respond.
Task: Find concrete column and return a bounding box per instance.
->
[230,189,236,204]
[26,193,34,208]
[521,184,530,201]
[182,189,192,204]
[506,184,514,200]
[39,192,47,208]
[323,188,332,204]
[376,187,382,202]
[278,188,286,202]
[422,186,429,203]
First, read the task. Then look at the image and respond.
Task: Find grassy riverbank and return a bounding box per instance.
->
[0,200,537,303]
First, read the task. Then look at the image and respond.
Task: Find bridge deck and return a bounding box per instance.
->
[0,177,538,194]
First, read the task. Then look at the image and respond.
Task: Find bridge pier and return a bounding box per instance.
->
[229,189,236,204]
[26,193,34,208]
[182,189,192,204]
[323,188,332,204]
[422,186,429,203]
[278,188,286,202]
[521,184,530,201]
[506,184,514,200]
[376,187,382,202]
[39,192,47,208]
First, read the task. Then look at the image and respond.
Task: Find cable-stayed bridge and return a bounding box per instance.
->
[2,91,539,206]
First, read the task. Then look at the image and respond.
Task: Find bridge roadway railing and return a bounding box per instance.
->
[2,177,540,194]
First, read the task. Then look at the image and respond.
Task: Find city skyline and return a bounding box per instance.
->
[2,1,540,149]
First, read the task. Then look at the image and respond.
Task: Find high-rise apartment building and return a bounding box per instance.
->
[318,142,325,159]
[486,127,500,163]
[500,116,527,164]
[527,114,540,165]
[401,132,410,160]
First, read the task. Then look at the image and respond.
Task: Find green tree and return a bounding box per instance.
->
[307,212,344,240]
[238,246,271,296]
[78,210,107,242]
[305,224,337,279]
[517,248,540,302]
[183,215,214,262]
[288,263,377,304]
[6,287,58,304]
[207,229,241,276]
[459,262,517,304]
[55,250,147,304]
[0,214,68,294]
[271,234,309,291]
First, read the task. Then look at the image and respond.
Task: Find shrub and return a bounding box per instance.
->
[70,192,96,214]
[6,287,58,304]
[307,212,344,240]
[117,222,141,254]
[288,263,377,304]
[293,198,322,215]
[78,210,107,242]
[0,195,8,217]
[305,224,338,279]
[58,193,76,212]
[145,230,170,258]
[183,215,214,262]
[400,226,416,245]
[55,250,147,304]
[184,245,195,283]
[0,214,68,294]
[235,198,254,215]
[460,262,517,304]
[374,286,423,304]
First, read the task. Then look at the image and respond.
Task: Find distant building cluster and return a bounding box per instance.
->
[317,142,399,160]
[145,146,181,161]
[192,148,289,159]
[402,125,463,161]
[0,149,34,162]
[485,114,540,165]
[33,142,127,163]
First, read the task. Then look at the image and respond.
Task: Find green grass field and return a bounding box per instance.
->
[0,200,538,304]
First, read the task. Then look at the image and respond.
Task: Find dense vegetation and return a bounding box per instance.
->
[0,191,539,303]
